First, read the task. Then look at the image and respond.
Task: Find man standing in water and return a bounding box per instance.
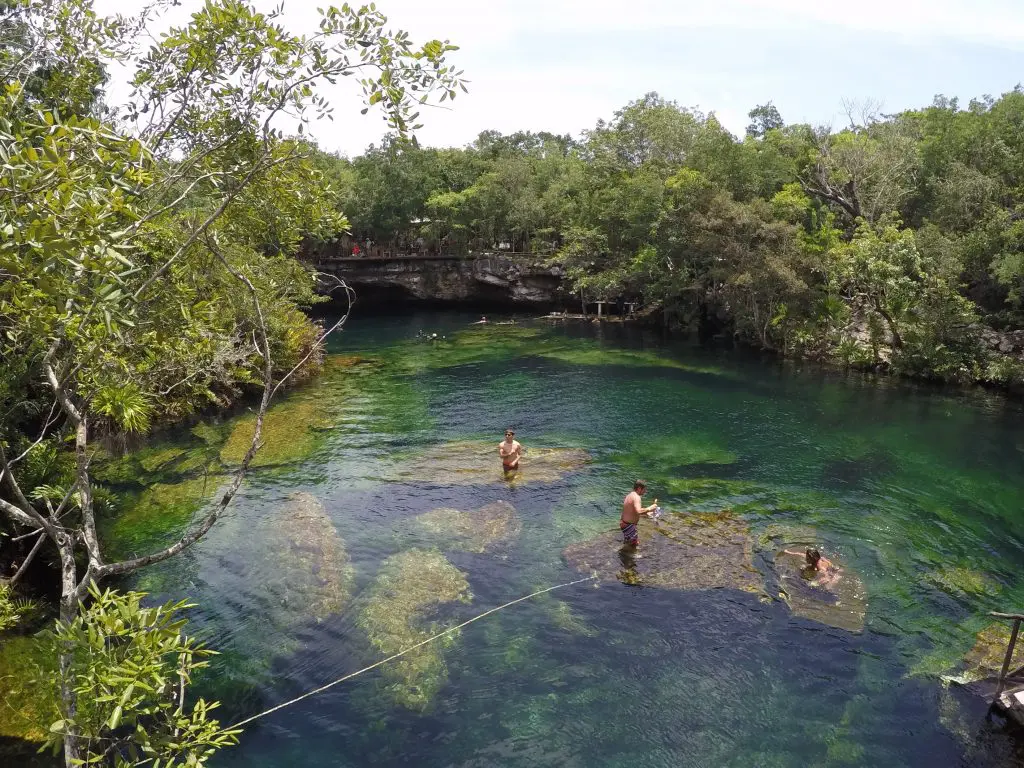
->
[621,480,658,548]
[499,428,522,474]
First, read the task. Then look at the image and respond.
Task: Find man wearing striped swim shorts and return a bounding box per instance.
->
[621,480,658,549]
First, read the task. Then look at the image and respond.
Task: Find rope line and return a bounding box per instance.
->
[228,574,598,730]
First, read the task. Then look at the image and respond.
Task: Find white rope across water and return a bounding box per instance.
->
[228,573,598,730]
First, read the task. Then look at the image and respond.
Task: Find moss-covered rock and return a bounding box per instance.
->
[956,622,1024,683]
[264,492,354,621]
[0,633,58,743]
[414,501,521,553]
[562,510,763,594]
[926,565,1000,598]
[357,549,471,710]
[220,394,329,468]
[101,474,224,560]
[391,440,590,486]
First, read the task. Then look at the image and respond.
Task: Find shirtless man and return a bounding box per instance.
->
[498,429,522,473]
[621,480,658,548]
[783,547,841,587]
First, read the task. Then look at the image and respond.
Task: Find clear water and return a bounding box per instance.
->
[109,311,1024,767]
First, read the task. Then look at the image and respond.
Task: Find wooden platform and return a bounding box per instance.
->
[995,677,1024,726]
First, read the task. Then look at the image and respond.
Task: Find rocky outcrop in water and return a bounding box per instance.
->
[357,549,471,710]
[563,511,868,633]
[415,501,521,553]
[391,440,590,486]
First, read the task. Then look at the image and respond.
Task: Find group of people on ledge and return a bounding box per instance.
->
[498,429,841,589]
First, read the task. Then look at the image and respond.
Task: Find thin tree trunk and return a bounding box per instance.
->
[874,298,904,349]
[57,535,81,766]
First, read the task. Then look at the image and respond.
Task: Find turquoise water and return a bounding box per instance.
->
[112,311,1024,767]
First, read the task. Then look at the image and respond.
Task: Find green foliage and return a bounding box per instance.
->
[0,2,467,762]
[0,581,38,632]
[314,85,1024,386]
[45,584,239,767]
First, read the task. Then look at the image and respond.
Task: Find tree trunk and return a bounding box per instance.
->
[874,298,904,349]
[57,534,82,766]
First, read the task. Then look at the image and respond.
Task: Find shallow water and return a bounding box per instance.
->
[104,311,1024,767]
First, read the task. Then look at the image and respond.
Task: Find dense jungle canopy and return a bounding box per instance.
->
[319,89,1024,385]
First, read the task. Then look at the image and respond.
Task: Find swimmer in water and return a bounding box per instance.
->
[783,547,841,587]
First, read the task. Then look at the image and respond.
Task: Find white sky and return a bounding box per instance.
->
[96,0,1024,156]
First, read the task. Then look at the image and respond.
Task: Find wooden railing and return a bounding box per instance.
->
[991,611,1024,705]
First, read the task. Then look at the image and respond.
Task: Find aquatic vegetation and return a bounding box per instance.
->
[955,622,1024,683]
[0,634,57,743]
[263,492,354,621]
[358,549,471,710]
[661,476,766,501]
[539,596,597,637]
[391,440,590,485]
[754,523,821,551]
[384,325,549,374]
[220,392,330,468]
[563,509,763,594]
[615,433,738,474]
[537,345,723,375]
[415,500,521,553]
[926,565,1001,598]
[101,474,223,560]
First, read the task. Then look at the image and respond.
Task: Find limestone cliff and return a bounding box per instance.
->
[314,254,565,307]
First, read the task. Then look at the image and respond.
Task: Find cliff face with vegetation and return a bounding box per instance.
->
[315,254,565,306]
[310,90,1024,387]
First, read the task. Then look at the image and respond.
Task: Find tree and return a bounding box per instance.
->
[0,1,465,763]
[801,103,920,226]
[43,586,237,767]
[746,102,784,139]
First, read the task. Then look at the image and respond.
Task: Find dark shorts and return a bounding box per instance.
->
[620,520,639,545]
[503,462,519,472]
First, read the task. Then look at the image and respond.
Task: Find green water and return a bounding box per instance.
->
[94,311,1024,767]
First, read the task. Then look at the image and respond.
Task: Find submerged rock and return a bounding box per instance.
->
[358,549,471,710]
[616,433,738,473]
[0,634,57,744]
[756,523,868,633]
[415,500,521,553]
[392,440,590,485]
[955,622,1024,684]
[773,549,867,633]
[562,510,763,594]
[926,565,1000,598]
[220,393,330,468]
[263,492,354,621]
[563,511,868,632]
[102,474,225,561]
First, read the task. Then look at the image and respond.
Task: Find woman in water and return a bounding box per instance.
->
[783,547,841,587]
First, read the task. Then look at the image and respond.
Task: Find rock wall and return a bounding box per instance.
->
[313,254,566,307]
